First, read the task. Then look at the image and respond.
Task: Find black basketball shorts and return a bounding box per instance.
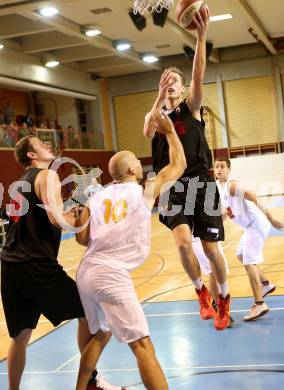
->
[1,260,85,338]
[158,175,224,242]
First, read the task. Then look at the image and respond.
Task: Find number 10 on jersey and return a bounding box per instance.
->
[104,199,128,224]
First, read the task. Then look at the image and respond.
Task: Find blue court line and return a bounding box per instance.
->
[61,226,284,240]
[61,232,75,240]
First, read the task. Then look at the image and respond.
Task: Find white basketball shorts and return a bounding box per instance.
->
[237,220,270,265]
[76,262,149,343]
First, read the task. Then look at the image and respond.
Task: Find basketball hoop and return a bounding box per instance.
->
[133,0,175,15]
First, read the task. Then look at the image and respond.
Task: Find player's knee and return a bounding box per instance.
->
[203,246,218,262]
[13,329,32,345]
[129,336,154,356]
[94,329,112,346]
[177,239,193,256]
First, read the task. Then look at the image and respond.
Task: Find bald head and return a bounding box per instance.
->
[109,151,138,181]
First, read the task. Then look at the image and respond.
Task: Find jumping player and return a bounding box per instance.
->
[144,6,230,330]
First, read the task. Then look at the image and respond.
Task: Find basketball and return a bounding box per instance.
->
[176,0,207,30]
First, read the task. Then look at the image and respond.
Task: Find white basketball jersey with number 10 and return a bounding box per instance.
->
[82,182,151,271]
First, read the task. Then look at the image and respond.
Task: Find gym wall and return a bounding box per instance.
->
[109,54,284,158]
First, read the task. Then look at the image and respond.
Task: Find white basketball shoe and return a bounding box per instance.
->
[243,303,269,321]
[262,282,276,298]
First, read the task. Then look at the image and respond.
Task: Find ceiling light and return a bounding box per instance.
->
[115,42,131,51]
[0,44,4,50]
[45,60,59,68]
[43,53,60,68]
[210,14,232,22]
[142,55,159,64]
[39,7,59,17]
[84,28,101,37]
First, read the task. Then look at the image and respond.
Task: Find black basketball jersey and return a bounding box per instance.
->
[1,167,61,263]
[152,100,212,178]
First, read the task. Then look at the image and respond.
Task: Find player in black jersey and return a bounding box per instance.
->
[143,6,230,331]
[0,136,123,390]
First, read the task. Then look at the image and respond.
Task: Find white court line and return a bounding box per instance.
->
[0,310,284,324]
[54,353,80,372]
[1,363,284,375]
[94,362,284,371]
[145,307,284,317]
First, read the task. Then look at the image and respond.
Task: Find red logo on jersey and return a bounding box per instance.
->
[9,197,23,223]
[226,207,235,219]
[174,120,186,136]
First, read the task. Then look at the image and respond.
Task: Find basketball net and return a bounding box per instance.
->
[133,0,175,15]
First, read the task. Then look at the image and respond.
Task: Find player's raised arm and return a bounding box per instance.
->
[187,4,210,120]
[229,180,284,230]
[144,110,186,206]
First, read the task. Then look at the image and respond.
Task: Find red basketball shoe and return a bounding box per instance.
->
[195,285,216,320]
[214,294,231,331]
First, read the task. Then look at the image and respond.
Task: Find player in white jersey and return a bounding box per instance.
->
[74,109,186,390]
[214,158,283,321]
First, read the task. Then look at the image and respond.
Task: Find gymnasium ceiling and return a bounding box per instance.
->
[0,0,284,79]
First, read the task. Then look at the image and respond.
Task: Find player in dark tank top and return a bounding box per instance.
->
[2,166,61,263]
[0,136,121,390]
[144,6,231,331]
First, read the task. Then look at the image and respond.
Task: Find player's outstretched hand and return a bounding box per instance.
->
[157,69,175,102]
[193,3,210,39]
[151,109,174,135]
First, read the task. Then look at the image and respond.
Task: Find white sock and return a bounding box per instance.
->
[217,282,229,298]
[193,278,203,290]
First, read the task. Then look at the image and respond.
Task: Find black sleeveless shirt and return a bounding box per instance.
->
[1,167,61,263]
[152,100,212,178]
